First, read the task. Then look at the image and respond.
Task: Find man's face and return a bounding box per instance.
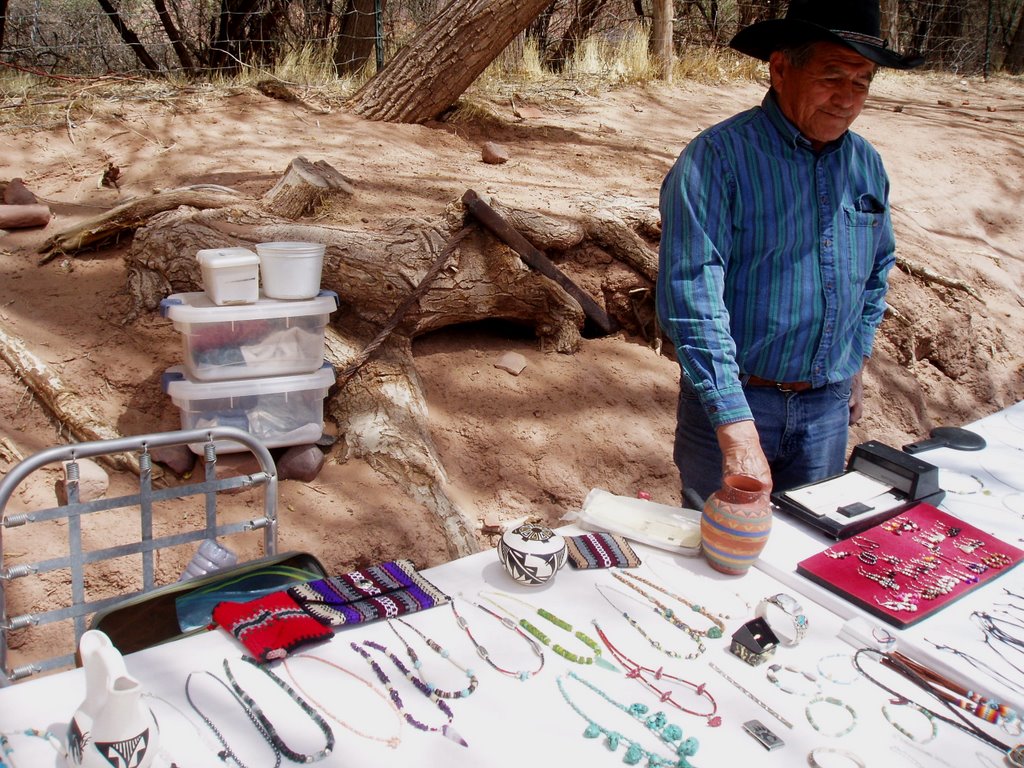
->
[770,42,876,150]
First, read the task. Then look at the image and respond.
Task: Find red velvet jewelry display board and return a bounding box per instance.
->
[796,503,1024,628]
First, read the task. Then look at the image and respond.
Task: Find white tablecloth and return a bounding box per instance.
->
[2,403,1023,767]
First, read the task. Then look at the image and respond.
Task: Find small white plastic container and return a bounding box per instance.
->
[160,291,338,381]
[256,241,325,300]
[162,361,335,454]
[196,247,260,305]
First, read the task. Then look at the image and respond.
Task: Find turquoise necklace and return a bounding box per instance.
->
[479,591,618,672]
[556,671,700,767]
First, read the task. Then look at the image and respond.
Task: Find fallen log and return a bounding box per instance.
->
[0,325,142,475]
[38,185,248,264]
[324,329,479,560]
[462,189,617,335]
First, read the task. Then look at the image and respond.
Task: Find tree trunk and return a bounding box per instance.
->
[526,1,557,58]
[348,0,554,123]
[651,0,673,82]
[0,0,7,52]
[880,0,899,52]
[151,0,195,71]
[1005,7,1024,73]
[95,0,162,73]
[546,0,609,71]
[333,0,383,75]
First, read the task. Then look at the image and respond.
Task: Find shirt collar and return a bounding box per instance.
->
[761,90,847,154]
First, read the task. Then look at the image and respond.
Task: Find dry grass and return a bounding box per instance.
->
[0,31,763,134]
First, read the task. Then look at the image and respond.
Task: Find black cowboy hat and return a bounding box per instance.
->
[730,0,923,70]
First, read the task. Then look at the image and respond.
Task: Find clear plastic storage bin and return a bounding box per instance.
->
[160,290,338,382]
[162,361,335,453]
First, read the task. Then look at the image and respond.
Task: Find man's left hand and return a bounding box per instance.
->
[849,368,864,425]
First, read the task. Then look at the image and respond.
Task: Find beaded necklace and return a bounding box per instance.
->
[185,669,282,768]
[449,597,545,681]
[350,640,469,747]
[594,584,706,660]
[645,562,752,619]
[592,621,721,727]
[611,571,725,639]
[479,591,617,671]
[281,654,404,749]
[223,657,335,764]
[0,729,66,768]
[388,618,479,698]
[556,671,700,767]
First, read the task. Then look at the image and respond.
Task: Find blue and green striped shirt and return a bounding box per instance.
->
[656,91,895,428]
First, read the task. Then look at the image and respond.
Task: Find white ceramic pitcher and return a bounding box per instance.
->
[67,629,158,768]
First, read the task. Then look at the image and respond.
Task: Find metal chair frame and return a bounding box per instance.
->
[0,427,278,685]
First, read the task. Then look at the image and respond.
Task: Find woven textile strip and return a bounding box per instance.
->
[288,559,450,627]
[565,532,642,569]
[211,590,333,662]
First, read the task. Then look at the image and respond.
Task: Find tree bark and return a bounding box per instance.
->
[95,0,162,73]
[261,157,354,219]
[651,0,673,82]
[0,325,142,475]
[348,0,554,123]
[39,186,247,263]
[1004,5,1024,73]
[151,0,195,71]
[333,0,383,75]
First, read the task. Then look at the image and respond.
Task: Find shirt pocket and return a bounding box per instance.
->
[841,204,885,285]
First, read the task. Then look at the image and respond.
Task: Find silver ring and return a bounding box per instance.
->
[756,593,808,646]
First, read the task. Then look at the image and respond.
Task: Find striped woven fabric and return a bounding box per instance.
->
[288,559,450,627]
[565,532,642,569]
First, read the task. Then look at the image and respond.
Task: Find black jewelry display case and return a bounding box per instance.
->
[771,441,945,540]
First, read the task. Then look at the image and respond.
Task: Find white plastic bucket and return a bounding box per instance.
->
[256,241,325,300]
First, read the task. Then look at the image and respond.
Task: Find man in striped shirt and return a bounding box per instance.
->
[656,0,922,502]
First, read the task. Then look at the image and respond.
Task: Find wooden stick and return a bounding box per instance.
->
[462,189,617,335]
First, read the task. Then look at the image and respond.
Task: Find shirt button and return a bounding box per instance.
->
[823,239,832,247]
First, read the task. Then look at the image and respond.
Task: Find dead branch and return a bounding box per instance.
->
[38,186,249,264]
[0,325,141,475]
[895,254,982,301]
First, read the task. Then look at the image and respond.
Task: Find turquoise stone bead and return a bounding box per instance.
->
[624,744,643,764]
[584,724,601,739]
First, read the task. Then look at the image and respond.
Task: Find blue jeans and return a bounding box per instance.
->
[673,374,853,503]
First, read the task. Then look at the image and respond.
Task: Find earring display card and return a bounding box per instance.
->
[795,503,1024,628]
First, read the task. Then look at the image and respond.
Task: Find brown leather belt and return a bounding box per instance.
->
[743,374,814,393]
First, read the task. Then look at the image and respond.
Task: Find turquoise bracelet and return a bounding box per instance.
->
[883,701,938,743]
[805,694,858,737]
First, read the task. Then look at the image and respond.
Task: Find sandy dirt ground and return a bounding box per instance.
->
[1,69,1022,671]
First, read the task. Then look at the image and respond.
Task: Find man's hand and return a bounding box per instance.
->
[716,420,772,493]
[849,368,864,425]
